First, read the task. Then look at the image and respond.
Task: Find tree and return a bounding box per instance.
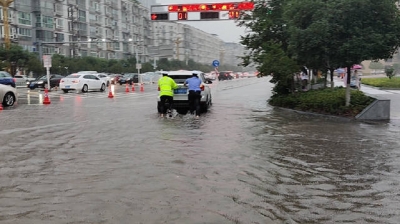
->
[331,0,400,106]
[239,0,300,95]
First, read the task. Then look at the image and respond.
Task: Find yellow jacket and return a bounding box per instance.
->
[158,76,178,96]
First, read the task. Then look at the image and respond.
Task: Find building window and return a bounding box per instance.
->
[36,30,54,42]
[55,33,64,42]
[18,28,32,37]
[78,10,86,22]
[36,15,54,28]
[18,12,31,25]
[55,18,63,29]
[40,1,53,9]
[114,42,120,51]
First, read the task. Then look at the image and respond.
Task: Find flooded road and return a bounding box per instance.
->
[1,78,400,223]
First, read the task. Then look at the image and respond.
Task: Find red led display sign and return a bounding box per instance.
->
[168,2,254,12]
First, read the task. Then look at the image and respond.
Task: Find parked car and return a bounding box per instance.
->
[28,74,64,90]
[59,73,107,93]
[14,75,35,87]
[119,73,138,85]
[0,83,17,107]
[109,74,124,84]
[95,73,111,86]
[0,71,16,88]
[218,71,234,81]
[157,70,213,114]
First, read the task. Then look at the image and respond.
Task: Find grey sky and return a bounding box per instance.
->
[154,0,248,43]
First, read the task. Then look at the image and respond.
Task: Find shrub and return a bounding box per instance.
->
[269,88,375,117]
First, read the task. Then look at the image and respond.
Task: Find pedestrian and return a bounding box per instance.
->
[184,73,203,118]
[158,72,178,117]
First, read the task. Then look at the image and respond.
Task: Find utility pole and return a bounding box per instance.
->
[175,37,181,60]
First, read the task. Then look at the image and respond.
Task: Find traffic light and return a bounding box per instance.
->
[177,12,188,20]
[200,12,219,20]
[229,11,240,19]
[151,13,169,21]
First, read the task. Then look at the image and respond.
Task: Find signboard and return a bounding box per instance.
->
[212,60,220,67]
[136,63,142,70]
[43,55,52,68]
[150,1,254,21]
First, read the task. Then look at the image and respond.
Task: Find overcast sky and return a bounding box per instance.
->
[155,0,248,43]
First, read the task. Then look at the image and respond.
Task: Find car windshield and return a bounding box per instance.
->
[66,74,81,78]
[38,76,47,80]
[169,75,192,84]
[123,74,133,78]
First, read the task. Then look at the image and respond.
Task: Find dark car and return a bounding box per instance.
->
[28,74,64,90]
[0,71,16,88]
[218,71,234,81]
[119,73,138,85]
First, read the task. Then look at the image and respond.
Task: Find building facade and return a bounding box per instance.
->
[222,42,245,67]
[0,0,152,62]
[151,21,224,65]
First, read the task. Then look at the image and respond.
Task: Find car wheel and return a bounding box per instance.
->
[63,89,69,93]
[100,83,106,92]
[82,84,88,93]
[2,92,15,107]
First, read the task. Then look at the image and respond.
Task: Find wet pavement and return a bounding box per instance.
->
[1,78,400,223]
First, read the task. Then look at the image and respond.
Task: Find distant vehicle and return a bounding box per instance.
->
[59,73,107,93]
[28,74,64,90]
[14,75,35,87]
[109,74,124,84]
[119,73,138,85]
[157,70,213,114]
[218,71,234,81]
[0,71,16,88]
[77,71,98,74]
[0,83,17,107]
[95,73,111,86]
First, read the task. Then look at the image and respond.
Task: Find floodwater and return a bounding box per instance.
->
[0,78,399,223]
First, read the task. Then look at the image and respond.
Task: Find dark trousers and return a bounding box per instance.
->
[160,95,173,114]
[188,90,201,116]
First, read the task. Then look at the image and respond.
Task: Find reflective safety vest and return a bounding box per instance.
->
[158,76,178,97]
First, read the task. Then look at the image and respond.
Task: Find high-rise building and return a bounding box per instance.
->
[0,0,153,62]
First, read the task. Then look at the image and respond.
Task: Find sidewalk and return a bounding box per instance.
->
[333,77,400,120]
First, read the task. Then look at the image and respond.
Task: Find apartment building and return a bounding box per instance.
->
[0,0,153,62]
[222,42,245,67]
[151,21,224,65]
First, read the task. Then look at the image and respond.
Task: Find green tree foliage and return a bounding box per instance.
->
[385,66,396,79]
[240,0,400,105]
[239,0,299,95]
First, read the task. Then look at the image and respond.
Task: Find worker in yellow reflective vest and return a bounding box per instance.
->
[158,72,178,117]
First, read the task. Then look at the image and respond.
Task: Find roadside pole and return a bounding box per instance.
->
[43,55,51,90]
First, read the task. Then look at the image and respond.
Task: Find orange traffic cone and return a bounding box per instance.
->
[125,83,130,92]
[131,83,135,92]
[140,83,144,92]
[43,88,51,104]
[108,85,114,98]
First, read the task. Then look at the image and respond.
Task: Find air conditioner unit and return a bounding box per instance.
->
[55,48,60,54]
[10,34,18,39]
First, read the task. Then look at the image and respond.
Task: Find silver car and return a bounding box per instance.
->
[0,84,17,107]
[157,70,213,114]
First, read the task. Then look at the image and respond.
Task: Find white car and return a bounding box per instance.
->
[95,73,111,87]
[59,73,107,93]
[0,83,17,107]
[157,70,213,114]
